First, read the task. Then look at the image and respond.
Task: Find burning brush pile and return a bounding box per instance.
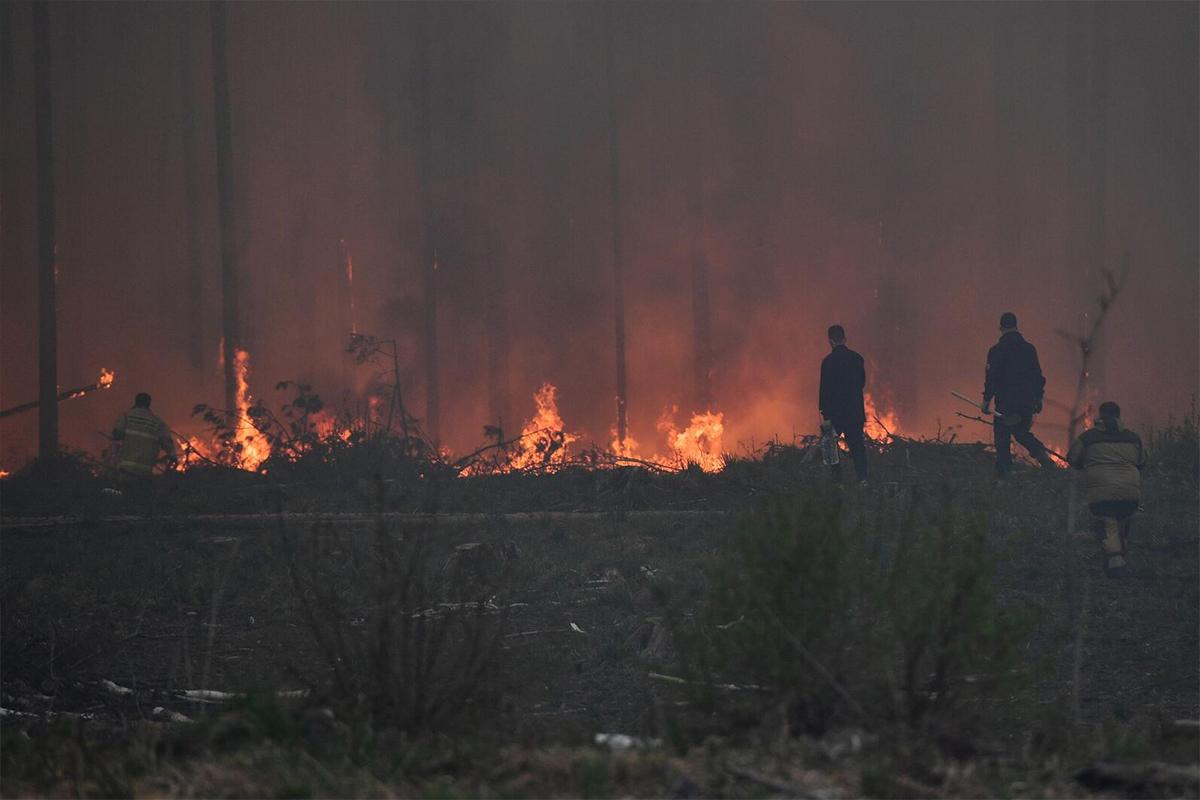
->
[174,348,903,480]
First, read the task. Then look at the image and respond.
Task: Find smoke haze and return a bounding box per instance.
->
[2,1,1196,466]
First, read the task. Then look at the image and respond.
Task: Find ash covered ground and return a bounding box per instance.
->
[2,434,1196,798]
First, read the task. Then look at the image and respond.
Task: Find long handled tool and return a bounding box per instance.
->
[949,390,1067,463]
[951,390,990,414]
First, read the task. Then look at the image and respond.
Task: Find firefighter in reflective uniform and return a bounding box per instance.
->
[1067,401,1147,577]
[112,393,177,474]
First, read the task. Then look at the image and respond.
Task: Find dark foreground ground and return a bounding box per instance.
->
[2,438,1197,798]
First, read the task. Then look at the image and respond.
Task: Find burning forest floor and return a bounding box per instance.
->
[1,436,1198,798]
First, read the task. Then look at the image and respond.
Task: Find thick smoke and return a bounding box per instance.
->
[2,1,1196,466]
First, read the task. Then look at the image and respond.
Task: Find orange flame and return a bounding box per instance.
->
[611,407,727,472]
[863,391,900,441]
[657,409,726,472]
[509,383,578,470]
[312,409,353,443]
[98,368,114,389]
[231,349,272,471]
[0,470,10,479]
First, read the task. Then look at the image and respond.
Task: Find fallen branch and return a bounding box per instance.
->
[722,763,817,799]
[648,671,768,692]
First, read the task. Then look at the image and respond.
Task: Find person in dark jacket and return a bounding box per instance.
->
[819,325,867,483]
[982,312,1053,477]
[1068,401,1147,577]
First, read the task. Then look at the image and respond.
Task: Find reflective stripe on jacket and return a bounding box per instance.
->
[113,408,176,473]
[1067,423,1146,505]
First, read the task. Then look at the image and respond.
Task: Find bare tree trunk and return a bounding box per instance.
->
[485,218,511,434]
[210,0,239,415]
[873,10,918,421]
[605,6,628,446]
[417,6,439,446]
[179,5,204,370]
[1084,5,1110,396]
[34,2,58,460]
[687,31,713,412]
[991,4,1021,267]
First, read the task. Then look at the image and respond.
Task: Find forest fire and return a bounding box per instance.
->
[508,383,579,471]
[863,392,900,441]
[182,349,271,472]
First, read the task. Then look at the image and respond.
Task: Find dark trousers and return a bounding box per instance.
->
[830,420,868,482]
[993,412,1048,476]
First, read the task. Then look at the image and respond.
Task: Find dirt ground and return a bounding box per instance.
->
[2,443,1197,797]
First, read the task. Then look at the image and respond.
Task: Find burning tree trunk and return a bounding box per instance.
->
[34,1,58,460]
[417,5,439,446]
[605,6,628,447]
[210,0,240,417]
[178,5,204,370]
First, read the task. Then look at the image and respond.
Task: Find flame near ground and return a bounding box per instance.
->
[172,346,907,476]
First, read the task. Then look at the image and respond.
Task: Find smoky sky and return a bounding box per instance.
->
[2,1,1197,465]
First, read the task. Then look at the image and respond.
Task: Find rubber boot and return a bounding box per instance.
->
[1101,517,1127,577]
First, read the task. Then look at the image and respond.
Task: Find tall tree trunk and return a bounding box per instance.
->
[417,5,439,446]
[686,27,713,412]
[178,5,204,370]
[34,2,58,460]
[484,218,511,434]
[873,10,918,422]
[992,4,1020,268]
[210,0,239,415]
[1084,5,1110,396]
[605,6,628,447]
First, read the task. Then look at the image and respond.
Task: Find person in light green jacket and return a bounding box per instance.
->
[1067,401,1147,577]
[112,393,177,475]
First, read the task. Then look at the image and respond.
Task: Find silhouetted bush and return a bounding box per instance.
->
[677,486,1030,741]
[277,498,509,734]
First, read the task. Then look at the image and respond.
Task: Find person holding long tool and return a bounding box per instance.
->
[981,312,1055,478]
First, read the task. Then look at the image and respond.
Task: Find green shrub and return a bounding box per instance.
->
[677,486,1029,740]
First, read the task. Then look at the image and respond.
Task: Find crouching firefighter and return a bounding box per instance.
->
[1068,402,1147,578]
[112,392,178,475]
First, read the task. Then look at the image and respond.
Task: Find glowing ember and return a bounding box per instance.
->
[0,470,9,479]
[312,409,353,443]
[98,368,114,389]
[863,391,899,441]
[509,383,578,470]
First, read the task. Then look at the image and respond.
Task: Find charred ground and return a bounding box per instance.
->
[2,426,1198,798]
